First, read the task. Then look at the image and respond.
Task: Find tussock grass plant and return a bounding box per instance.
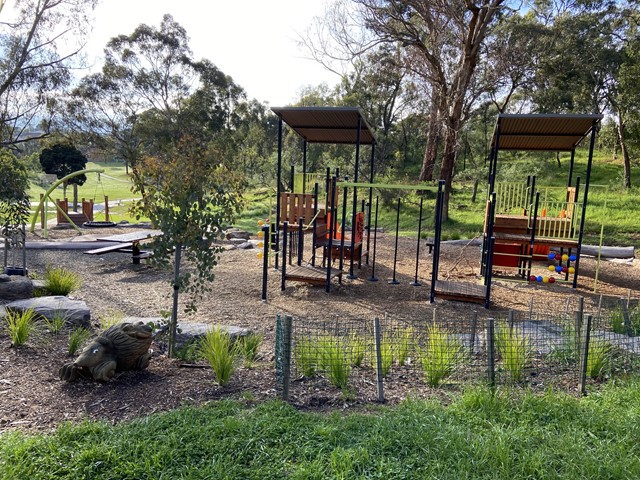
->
[348,333,366,367]
[495,323,532,382]
[5,308,37,347]
[174,339,202,362]
[317,335,351,390]
[43,266,82,296]
[294,336,319,377]
[396,327,414,366]
[419,322,463,387]
[68,327,91,355]
[550,322,578,365]
[200,327,240,387]
[99,308,124,330]
[374,332,394,377]
[44,310,68,334]
[240,332,263,368]
[586,340,612,379]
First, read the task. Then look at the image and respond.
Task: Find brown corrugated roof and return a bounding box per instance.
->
[271,106,376,145]
[492,114,603,151]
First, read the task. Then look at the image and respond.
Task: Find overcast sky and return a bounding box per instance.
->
[83,0,340,106]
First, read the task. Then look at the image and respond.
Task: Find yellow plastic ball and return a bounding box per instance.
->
[257,219,265,227]
[257,242,264,248]
[562,254,569,262]
[257,252,264,259]
[542,276,549,283]
[548,265,556,272]
[257,231,264,238]
[568,267,575,274]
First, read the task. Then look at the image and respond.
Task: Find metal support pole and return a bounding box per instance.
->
[261,225,269,302]
[281,222,288,291]
[389,198,401,284]
[410,197,424,286]
[368,196,379,282]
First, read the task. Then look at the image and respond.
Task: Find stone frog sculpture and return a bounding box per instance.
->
[59,322,153,382]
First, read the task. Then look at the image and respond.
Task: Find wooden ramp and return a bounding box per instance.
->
[284,264,343,286]
[434,280,487,305]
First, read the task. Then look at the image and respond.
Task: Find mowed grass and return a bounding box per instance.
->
[1,378,639,479]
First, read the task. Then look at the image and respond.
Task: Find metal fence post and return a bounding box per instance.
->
[470,310,478,357]
[574,297,584,362]
[282,315,293,401]
[487,318,495,391]
[374,317,384,402]
[621,298,632,337]
[578,314,592,396]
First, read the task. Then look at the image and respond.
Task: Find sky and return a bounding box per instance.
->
[84,0,342,106]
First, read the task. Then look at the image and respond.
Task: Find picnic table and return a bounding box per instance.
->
[84,230,162,264]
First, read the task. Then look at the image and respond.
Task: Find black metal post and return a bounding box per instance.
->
[410,197,424,286]
[311,183,319,266]
[368,196,379,282]
[574,121,598,288]
[326,177,337,292]
[275,119,283,270]
[281,222,288,291]
[302,140,307,193]
[349,116,362,279]
[430,180,445,303]
[366,145,375,265]
[261,225,269,302]
[339,182,348,274]
[389,198,401,285]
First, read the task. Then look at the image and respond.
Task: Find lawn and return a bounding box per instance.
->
[26,153,640,247]
[1,378,639,479]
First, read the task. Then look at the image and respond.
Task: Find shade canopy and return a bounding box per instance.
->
[271,106,376,145]
[491,114,603,152]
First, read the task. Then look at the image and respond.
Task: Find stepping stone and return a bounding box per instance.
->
[5,296,90,327]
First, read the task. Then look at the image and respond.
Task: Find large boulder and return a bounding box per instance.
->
[176,322,251,350]
[0,274,33,300]
[225,228,251,241]
[5,296,90,327]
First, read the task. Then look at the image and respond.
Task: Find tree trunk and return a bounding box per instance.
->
[616,110,632,189]
[168,243,182,358]
[419,87,442,182]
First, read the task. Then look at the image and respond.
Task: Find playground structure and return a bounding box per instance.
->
[430,113,603,308]
[30,169,117,238]
[267,107,377,295]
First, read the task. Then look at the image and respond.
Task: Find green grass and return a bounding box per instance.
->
[317,335,351,390]
[2,378,640,479]
[240,332,263,369]
[495,323,532,382]
[419,322,464,387]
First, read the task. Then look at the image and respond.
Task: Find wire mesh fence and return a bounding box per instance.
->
[275,296,640,403]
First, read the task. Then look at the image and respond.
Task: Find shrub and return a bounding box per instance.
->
[200,327,240,387]
[68,327,92,355]
[495,323,531,382]
[43,266,82,296]
[419,322,463,387]
[240,332,263,369]
[550,322,578,365]
[6,308,37,346]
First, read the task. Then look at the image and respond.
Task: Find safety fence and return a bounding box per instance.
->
[274,297,640,403]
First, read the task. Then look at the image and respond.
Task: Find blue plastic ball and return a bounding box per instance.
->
[548,253,555,260]
[569,254,576,262]
[555,265,563,273]
[536,275,543,282]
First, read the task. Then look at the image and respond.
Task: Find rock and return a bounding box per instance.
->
[0,275,34,300]
[228,238,249,245]
[0,274,10,283]
[235,241,254,250]
[5,296,90,327]
[225,228,251,241]
[175,322,251,350]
